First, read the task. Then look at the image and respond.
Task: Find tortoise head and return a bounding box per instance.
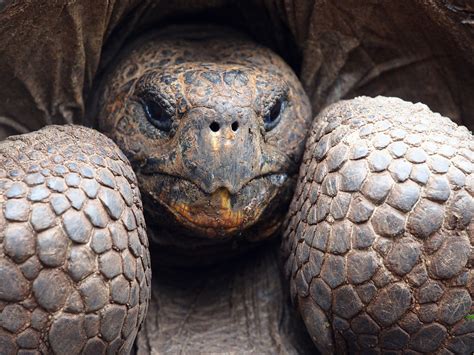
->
[95,27,311,240]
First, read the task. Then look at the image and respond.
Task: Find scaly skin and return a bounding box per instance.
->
[0,126,151,354]
[0,26,312,353]
[93,25,312,254]
[282,96,473,354]
[0,26,473,354]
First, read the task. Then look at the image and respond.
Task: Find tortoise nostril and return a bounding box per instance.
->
[210,121,220,132]
[231,121,239,132]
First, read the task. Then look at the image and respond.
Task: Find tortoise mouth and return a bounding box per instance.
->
[139,172,290,238]
[169,188,248,230]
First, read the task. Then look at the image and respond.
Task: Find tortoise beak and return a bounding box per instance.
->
[169,187,248,235]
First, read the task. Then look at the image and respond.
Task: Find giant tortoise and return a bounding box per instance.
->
[0,1,473,354]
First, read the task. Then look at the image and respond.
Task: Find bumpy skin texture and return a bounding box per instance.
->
[2,27,473,354]
[283,96,474,353]
[0,126,151,354]
[93,26,312,248]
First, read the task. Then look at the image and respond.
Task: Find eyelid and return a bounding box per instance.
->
[264,96,287,116]
[135,93,174,116]
[263,87,288,113]
[142,98,174,132]
[263,97,287,131]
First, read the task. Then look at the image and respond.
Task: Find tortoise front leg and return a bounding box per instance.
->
[0,125,151,354]
[283,96,473,354]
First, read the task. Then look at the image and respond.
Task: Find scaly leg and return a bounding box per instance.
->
[283,96,473,354]
[0,125,151,354]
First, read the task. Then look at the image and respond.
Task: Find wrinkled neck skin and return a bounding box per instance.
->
[93,25,312,264]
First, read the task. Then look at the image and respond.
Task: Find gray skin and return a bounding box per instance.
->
[283,97,474,353]
[0,26,473,354]
[0,126,151,354]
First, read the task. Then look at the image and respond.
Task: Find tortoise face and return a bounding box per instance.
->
[96,29,311,239]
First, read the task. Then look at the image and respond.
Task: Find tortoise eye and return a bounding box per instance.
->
[143,100,173,132]
[264,99,285,131]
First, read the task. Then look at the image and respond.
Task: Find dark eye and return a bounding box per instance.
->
[264,99,285,131]
[143,100,173,132]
